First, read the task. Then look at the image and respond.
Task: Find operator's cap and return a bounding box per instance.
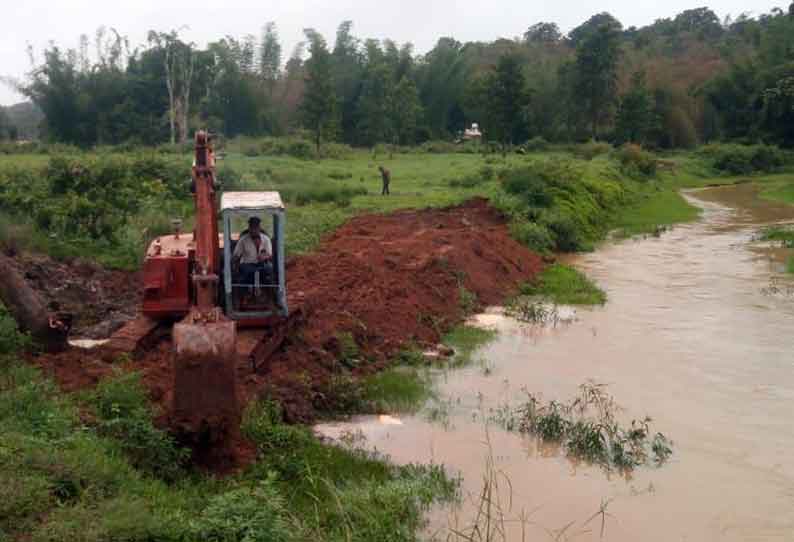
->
[248,216,262,226]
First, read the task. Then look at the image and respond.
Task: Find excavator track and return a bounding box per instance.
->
[247,309,303,373]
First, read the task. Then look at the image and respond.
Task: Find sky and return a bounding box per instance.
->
[0,0,785,105]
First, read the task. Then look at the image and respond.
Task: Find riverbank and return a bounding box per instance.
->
[316,183,794,541]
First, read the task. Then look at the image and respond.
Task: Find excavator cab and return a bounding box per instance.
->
[220,192,288,322]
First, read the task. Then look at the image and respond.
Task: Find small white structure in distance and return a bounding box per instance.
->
[463,123,482,141]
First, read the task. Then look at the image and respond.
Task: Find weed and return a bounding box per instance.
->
[495,382,673,471]
[443,325,498,367]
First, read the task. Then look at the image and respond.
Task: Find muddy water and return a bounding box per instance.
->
[317,184,794,541]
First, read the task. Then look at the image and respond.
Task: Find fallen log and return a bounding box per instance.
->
[0,254,71,352]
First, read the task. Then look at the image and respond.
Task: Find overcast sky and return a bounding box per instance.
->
[0,0,785,105]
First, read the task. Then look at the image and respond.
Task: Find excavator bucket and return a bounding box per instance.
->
[172,319,240,445]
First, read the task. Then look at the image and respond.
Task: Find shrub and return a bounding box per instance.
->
[574,140,612,160]
[191,479,294,542]
[287,140,314,159]
[509,220,554,252]
[616,143,657,177]
[701,143,787,175]
[216,165,244,190]
[479,165,495,180]
[542,212,584,252]
[523,136,549,152]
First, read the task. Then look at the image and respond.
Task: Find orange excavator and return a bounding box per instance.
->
[108,131,293,443]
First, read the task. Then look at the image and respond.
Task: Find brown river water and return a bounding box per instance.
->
[316,184,794,541]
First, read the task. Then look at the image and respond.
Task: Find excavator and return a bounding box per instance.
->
[108,131,292,443]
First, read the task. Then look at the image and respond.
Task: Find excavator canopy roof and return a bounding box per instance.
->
[220,191,285,212]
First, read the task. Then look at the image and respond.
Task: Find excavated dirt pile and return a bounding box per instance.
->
[3,253,140,337]
[27,198,543,469]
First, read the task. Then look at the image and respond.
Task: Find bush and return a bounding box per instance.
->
[574,140,612,160]
[701,143,787,175]
[510,220,554,252]
[217,165,244,190]
[191,479,294,542]
[500,158,625,252]
[616,144,657,177]
[542,212,584,252]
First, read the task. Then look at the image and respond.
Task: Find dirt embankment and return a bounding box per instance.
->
[24,198,542,468]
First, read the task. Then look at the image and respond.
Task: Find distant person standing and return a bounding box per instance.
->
[379,165,391,196]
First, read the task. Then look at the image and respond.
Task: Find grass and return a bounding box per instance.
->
[0,304,458,542]
[519,264,606,305]
[443,325,498,366]
[612,188,700,237]
[759,225,794,247]
[493,382,673,471]
[360,367,433,413]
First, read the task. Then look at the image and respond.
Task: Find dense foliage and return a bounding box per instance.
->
[4,4,794,149]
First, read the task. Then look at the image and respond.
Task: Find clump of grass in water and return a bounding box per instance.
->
[443,325,498,367]
[494,382,673,470]
[519,264,606,306]
[504,297,560,325]
[758,225,794,248]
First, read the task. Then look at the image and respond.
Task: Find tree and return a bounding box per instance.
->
[485,53,529,147]
[524,22,562,44]
[332,21,364,143]
[568,12,623,46]
[390,76,422,145]
[614,71,657,145]
[416,38,468,137]
[573,24,622,138]
[148,30,196,144]
[301,29,337,154]
[259,22,282,96]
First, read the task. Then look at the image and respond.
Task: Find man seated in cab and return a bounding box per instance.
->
[232,216,273,286]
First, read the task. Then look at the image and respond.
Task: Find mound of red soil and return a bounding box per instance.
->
[29,198,542,471]
[254,197,543,419]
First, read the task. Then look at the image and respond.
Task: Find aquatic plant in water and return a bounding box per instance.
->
[494,382,673,470]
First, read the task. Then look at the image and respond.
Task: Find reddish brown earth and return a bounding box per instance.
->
[25,198,543,471]
[3,252,141,337]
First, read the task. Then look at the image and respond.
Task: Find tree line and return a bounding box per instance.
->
[3,4,794,149]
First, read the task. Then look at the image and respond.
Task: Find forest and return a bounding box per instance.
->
[1,4,794,150]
